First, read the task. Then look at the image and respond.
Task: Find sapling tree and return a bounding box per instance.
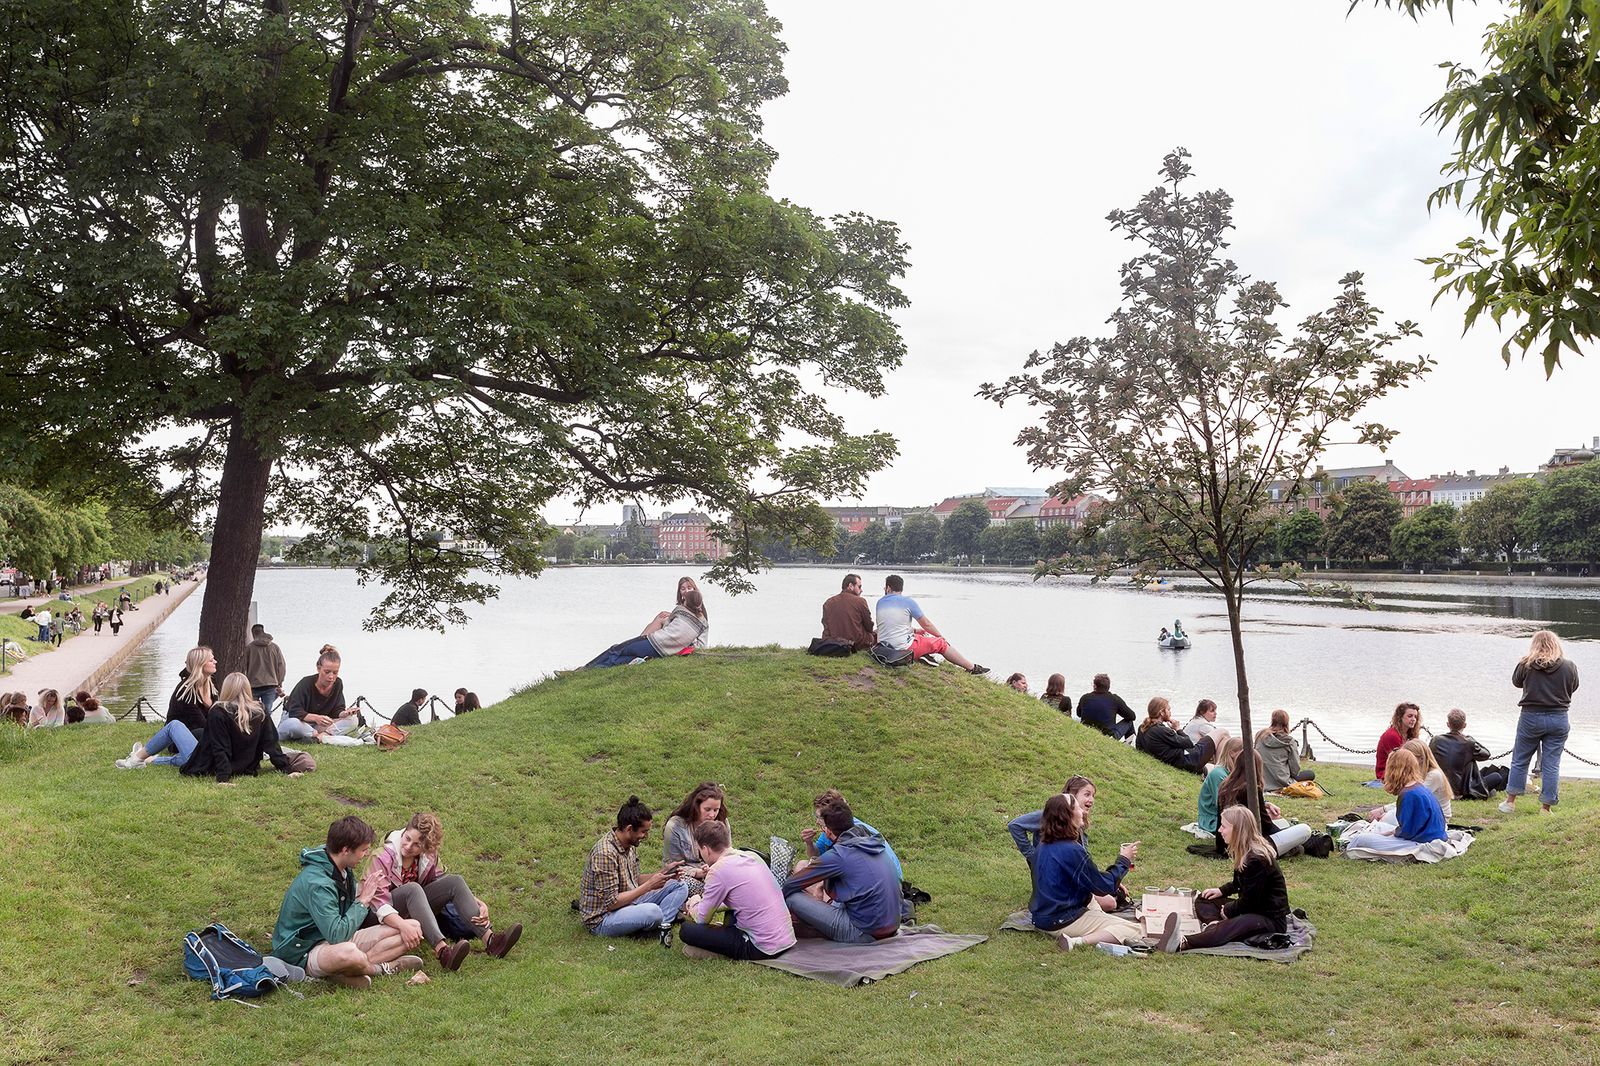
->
[982,150,1431,807]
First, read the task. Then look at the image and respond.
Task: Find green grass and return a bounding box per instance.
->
[0,575,171,676]
[4,649,1598,1065]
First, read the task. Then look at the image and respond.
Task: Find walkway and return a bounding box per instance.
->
[1,573,162,615]
[2,577,203,698]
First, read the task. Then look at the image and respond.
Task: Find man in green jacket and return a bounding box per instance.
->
[271,816,423,990]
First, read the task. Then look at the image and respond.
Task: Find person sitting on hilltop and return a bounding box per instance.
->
[27,688,64,728]
[812,572,876,655]
[1006,672,1029,693]
[178,672,304,784]
[680,820,796,963]
[279,645,361,743]
[1076,674,1136,740]
[584,577,709,669]
[1136,697,1229,774]
[1344,748,1448,855]
[391,688,428,727]
[1256,709,1315,791]
[662,782,730,883]
[1028,793,1144,951]
[73,690,113,725]
[363,812,523,972]
[0,691,28,726]
[781,797,904,943]
[1182,698,1220,744]
[579,795,694,944]
[271,816,424,990]
[1040,674,1071,713]
[1155,806,1292,955]
[457,690,481,715]
[871,574,988,675]
[1371,701,1421,785]
[1217,751,1312,856]
[115,647,216,767]
[1429,708,1506,799]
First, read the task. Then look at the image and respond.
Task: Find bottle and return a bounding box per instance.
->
[1095,943,1133,957]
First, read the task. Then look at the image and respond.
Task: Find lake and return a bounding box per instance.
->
[96,566,1600,775]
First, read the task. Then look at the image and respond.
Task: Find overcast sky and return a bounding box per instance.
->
[670,0,1595,515]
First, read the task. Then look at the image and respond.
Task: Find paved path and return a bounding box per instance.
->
[2,578,203,701]
[1,573,160,616]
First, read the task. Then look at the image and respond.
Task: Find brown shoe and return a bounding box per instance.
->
[329,973,372,990]
[437,940,471,972]
[485,923,522,959]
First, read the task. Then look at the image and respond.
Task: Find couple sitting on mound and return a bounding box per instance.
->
[271,814,522,990]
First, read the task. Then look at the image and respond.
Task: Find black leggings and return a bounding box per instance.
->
[1184,895,1279,950]
[680,920,785,961]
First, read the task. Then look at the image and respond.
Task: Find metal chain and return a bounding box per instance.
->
[1291,717,1599,767]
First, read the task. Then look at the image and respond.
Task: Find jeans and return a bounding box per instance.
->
[784,891,875,944]
[591,881,690,937]
[145,721,198,766]
[253,686,278,716]
[585,636,662,669]
[36,623,48,642]
[1508,709,1569,806]
[278,714,357,741]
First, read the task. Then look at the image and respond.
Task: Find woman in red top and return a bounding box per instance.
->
[1375,702,1421,779]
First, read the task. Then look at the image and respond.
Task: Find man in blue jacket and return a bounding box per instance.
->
[782,799,904,943]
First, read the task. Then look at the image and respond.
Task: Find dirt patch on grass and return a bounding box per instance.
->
[846,669,878,691]
[328,792,376,808]
[583,752,610,763]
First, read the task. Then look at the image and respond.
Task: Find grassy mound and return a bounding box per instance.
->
[5,649,1597,1064]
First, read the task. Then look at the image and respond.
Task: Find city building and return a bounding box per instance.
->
[821,505,906,534]
[1541,436,1600,471]
[1429,468,1527,508]
[1036,494,1101,528]
[1267,461,1409,515]
[930,488,1049,523]
[656,512,726,561]
[1386,479,1436,519]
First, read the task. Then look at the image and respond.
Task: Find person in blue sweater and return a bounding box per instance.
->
[1343,748,1448,855]
[1028,793,1144,951]
[1010,775,1129,916]
[803,788,903,883]
[782,798,904,943]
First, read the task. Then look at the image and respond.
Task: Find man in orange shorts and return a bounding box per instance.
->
[872,574,988,674]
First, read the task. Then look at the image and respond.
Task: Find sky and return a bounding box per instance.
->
[617,0,1599,518]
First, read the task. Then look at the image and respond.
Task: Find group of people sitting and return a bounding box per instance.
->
[578,782,908,961]
[270,813,522,988]
[389,687,481,727]
[4,688,114,727]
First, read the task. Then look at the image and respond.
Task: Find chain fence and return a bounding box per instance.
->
[1291,717,1600,769]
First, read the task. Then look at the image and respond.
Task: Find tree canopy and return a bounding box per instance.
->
[1524,459,1600,561]
[0,0,908,668]
[1390,502,1460,566]
[1273,508,1325,563]
[1326,480,1403,563]
[1459,477,1538,561]
[939,501,989,560]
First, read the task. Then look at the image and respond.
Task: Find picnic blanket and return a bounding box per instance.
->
[1182,913,1317,964]
[1339,821,1476,863]
[751,924,986,987]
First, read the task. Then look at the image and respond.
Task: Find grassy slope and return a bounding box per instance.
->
[4,649,1597,1065]
[0,575,169,677]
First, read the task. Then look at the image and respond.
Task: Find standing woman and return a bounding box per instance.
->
[662,782,730,881]
[1502,629,1580,814]
[1156,806,1291,953]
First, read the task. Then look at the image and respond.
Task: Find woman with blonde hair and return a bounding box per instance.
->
[1156,806,1290,953]
[27,689,64,728]
[1502,629,1579,813]
[364,811,523,972]
[1135,696,1228,774]
[1343,748,1447,854]
[1403,738,1453,821]
[179,672,303,784]
[117,647,216,767]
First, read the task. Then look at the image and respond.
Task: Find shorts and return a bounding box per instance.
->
[909,633,949,659]
[304,925,391,976]
[1040,908,1144,944]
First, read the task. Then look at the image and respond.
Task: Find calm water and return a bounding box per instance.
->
[97,566,1600,774]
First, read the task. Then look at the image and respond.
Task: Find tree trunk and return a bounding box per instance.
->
[1222,582,1261,818]
[198,417,272,674]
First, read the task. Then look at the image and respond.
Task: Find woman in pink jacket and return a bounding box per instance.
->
[361,812,522,972]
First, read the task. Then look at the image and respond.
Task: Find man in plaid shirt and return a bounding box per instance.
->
[580,795,694,945]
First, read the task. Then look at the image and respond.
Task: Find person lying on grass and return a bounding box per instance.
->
[1009,775,1127,913]
[1155,806,1291,954]
[680,820,796,962]
[782,798,904,943]
[1028,792,1144,951]
[271,816,423,990]
[584,577,709,669]
[178,672,304,784]
[363,811,522,972]
[1343,748,1448,855]
[580,795,699,946]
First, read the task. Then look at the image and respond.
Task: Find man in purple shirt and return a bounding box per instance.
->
[680,821,797,961]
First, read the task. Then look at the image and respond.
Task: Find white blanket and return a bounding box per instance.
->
[1340,821,1475,863]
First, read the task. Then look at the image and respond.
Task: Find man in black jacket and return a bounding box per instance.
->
[392,688,427,727]
[1429,708,1506,800]
[1077,674,1136,740]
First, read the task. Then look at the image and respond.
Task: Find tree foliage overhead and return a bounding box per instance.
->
[0,0,907,663]
[1370,0,1600,372]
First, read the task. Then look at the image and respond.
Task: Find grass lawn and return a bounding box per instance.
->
[0,575,172,677]
[4,648,1597,1064]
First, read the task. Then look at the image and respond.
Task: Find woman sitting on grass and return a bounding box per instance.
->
[1344,748,1447,854]
[73,690,114,724]
[1028,793,1144,951]
[1372,701,1421,783]
[1155,806,1291,953]
[584,578,709,669]
[1217,751,1312,856]
[364,812,523,972]
[1256,709,1314,791]
[1404,738,1454,822]
[117,647,215,768]
[663,781,730,881]
[1135,697,1228,774]
[1039,674,1070,713]
[27,688,64,728]
[178,672,303,784]
[1197,736,1244,837]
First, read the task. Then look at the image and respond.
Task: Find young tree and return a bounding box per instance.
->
[940,500,990,561]
[1459,478,1538,562]
[1325,480,1403,563]
[0,1,907,670]
[978,524,1008,564]
[983,150,1429,810]
[1003,521,1041,565]
[1273,509,1325,563]
[1039,523,1077,559]
[1390,503,1460,567]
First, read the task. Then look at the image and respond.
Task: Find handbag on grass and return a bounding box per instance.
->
[375,723,409,750]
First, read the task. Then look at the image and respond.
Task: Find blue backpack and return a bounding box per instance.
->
[183,923,282,1001]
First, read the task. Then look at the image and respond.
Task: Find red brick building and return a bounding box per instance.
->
[656,512,726,561]
[1387,479,1436,518]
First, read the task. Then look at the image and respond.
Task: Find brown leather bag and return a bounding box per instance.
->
[375,722,409,750]
[284,750,317,774]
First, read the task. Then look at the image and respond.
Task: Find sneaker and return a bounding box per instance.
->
[916,654,941,667]
[1539,805,1554,814]
[1155,912,1183,954]
[379,955,426,976]
[329,973,372,991]
[485,924,523,959]
[659,924,674,949]
[436,941,471,972]
[967,664,990,676]
[1497,800,1515,814]
[1055,933,1082,952]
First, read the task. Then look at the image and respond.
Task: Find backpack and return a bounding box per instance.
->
[183,923,282,1001]
[807,638,855,658]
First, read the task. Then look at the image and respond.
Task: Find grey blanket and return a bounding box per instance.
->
[999,909,1315,964]
[751,923,987,987]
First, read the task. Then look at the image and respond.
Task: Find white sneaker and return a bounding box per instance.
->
[114,757,135,770]
[1497,800,1515,814]
[1056,933,1081,952]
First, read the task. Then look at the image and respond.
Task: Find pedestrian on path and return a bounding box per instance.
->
[34,607,51,643]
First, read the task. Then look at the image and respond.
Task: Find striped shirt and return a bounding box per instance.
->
[579,830,639,927]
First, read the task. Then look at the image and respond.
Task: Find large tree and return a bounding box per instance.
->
[1273,508,1325,563]
[1459,477,1538,561]
[1326,480,1403,563]
[0,1,906,669]
[983,150,1429,809]
[939,500,990,561]
[1372,1,1600,372]
[1524,459,1600,562]
[1389,502,1460,566]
